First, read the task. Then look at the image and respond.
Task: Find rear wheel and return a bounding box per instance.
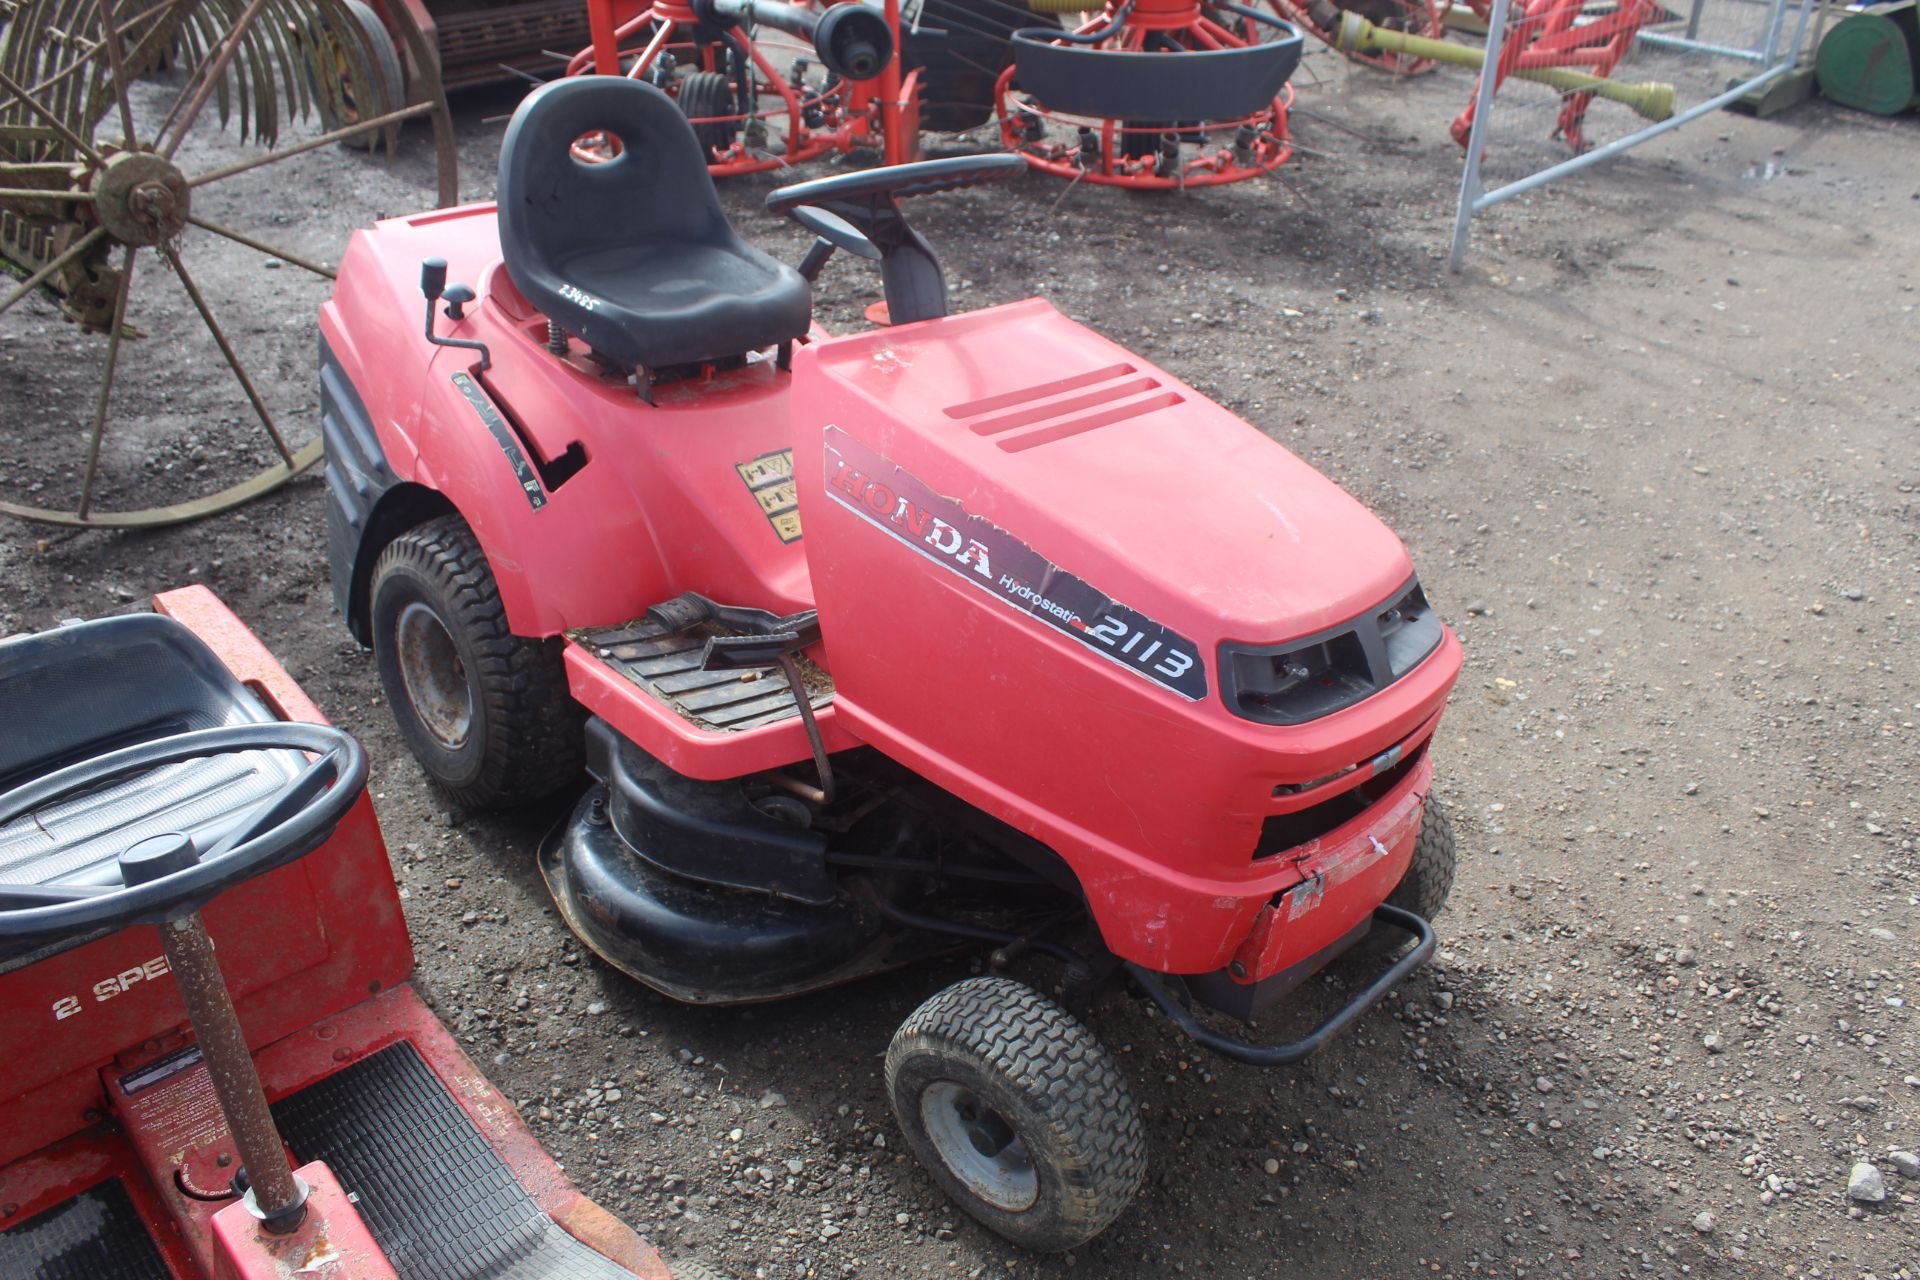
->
[369,514,583,809]
[885,976,1146,1251]
[315,0,409,139]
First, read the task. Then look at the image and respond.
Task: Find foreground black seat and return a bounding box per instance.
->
[497,77,810,373]
[0,615,305,902]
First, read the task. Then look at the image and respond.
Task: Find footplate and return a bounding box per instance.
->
[570,614,834,734]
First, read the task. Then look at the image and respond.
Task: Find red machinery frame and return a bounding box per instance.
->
[1452,0,1663,150]
[571,0,922,174]
[993,0,1297,189]
[0,587,669,1279]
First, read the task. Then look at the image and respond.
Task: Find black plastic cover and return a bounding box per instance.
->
[585,718,834,903]
[539,782,881,1004]
[496,77,811,371]
[1221,578,1443,725]
[1011,18,1302,121]
[320,333,397,630]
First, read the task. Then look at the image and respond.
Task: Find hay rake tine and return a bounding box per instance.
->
[0,225,107,318]
[161,0,275,159]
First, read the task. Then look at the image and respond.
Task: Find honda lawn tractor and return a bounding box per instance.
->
[0,587,712,1278]
[320,74,1464,1250]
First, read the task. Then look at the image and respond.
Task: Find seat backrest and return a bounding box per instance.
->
[0,615,302,890]
[497,78,735,353]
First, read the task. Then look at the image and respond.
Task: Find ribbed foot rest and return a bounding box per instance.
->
[272,1040,631,1280]
[0,1178,169,1280]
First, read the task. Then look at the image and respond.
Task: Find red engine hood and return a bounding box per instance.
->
[799,298,1415,646]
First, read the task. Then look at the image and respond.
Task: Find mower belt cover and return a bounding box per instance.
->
[582,717,835,903]
[496,78,811,370]
[1011,25,1303,120]
[539,783,896,1005]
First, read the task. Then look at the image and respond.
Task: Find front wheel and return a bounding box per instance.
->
[1389,794,1457,921]
[369,514,583,809]
[885,977,1147,1252]
[1357,794,1457,959]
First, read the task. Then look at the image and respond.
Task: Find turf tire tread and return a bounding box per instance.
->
[886,976,1146,1250]
[372,514,583,808]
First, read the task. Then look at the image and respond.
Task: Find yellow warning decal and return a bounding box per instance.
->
[736,448,801,543]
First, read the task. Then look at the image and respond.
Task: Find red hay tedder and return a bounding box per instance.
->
[996,0,1305,187]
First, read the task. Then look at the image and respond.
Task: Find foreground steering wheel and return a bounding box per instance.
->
[0,723,367,946]
[768,155,1028,326]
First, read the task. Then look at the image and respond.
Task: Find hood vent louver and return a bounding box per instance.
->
[945,363,1183,452]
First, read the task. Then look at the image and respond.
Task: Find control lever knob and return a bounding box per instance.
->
[442,283,475,321]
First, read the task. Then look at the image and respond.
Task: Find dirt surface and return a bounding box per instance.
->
[4,40,1917,1280]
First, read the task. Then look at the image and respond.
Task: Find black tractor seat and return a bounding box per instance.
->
[0,615,307,965]
[496,77,811,373]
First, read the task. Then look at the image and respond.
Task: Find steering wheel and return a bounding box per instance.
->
[767,154,1029,216]
[767,155,1028,326]
[0,723,368,946]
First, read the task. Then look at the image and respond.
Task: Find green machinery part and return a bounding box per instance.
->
[1336,10,1676,120]
[1815,2,1920,115]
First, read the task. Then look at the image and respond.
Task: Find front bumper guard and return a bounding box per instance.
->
[1127,904,1435,1066]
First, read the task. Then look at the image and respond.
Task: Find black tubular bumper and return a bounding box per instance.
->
[1127,904,1435,1067]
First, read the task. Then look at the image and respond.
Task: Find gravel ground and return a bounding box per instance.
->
[2,40,1916,1280]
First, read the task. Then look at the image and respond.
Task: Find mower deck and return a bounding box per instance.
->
[571,615,834,734]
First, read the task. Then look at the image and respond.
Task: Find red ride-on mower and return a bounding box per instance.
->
[321,75,1464,1249]
[0,588,701,1278]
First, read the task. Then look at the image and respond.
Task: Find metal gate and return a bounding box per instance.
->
[1449,0,1820,268]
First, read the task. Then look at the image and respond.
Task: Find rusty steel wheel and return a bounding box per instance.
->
[0,0,457,528]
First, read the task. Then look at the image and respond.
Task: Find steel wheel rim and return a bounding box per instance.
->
[394,601,475,750]
[920,1081,1039,1213]
[0,0,458,528]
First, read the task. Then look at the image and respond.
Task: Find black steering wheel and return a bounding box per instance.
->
[767,155,1028,326]
[0,723,368,946]
[767,154,1029,216]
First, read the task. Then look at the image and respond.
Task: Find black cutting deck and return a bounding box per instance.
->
[271,1039,632,1280]
[572,618,833,732]
[0,1178,169,1280]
